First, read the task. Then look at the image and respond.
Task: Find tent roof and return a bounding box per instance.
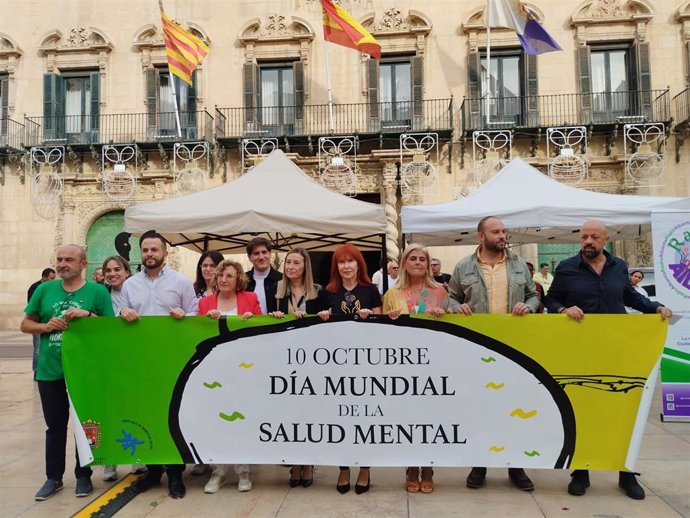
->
[125,150,387,253]
[402,158,689,246]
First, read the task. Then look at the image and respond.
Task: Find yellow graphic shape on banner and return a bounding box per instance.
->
[453,314,666,470]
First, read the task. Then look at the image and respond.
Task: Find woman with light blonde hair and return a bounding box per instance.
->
[268,248,324,318]
[383,244,448,494]
[268,248,326,487]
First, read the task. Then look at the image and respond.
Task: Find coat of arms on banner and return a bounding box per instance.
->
[82,419,101,449]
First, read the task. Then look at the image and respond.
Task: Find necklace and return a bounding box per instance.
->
[403,286,429,314]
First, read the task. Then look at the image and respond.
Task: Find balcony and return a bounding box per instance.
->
[0,118,26,152]
[461,90,671,134]
[215,99,453,142]
[23,110,214,148]
[674,87,690,129]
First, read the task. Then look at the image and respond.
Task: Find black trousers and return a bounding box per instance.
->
[145,464,185,477]
[38,379,92,481]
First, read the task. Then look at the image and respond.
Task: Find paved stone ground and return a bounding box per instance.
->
[1,331,688,517]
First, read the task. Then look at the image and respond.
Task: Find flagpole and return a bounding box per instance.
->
[486,25,492,126]
[169,62,183,139]
[323,40,335,134]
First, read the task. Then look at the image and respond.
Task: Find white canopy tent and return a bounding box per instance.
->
[402,158,689,246]
[125,149,388,253]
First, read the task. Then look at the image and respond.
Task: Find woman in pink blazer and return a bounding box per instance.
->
[197,259,261,494]
[198,259,261,319]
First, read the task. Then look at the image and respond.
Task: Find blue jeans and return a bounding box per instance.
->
[32,334,40,373]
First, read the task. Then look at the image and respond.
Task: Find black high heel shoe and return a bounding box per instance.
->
[336,467,350,494]
[355,468,370,495]
[301,465,314,488]
[289,466,301,488]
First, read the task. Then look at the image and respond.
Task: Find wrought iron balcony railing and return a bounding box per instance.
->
[215,99,453,139]
[0,118,25,150]
[461,90,671,133]
[23,110,214,147]
[673,87,690,128]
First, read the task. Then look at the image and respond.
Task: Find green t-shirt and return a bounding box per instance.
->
[24,280,114,381]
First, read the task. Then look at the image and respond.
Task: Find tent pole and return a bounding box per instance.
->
[381,233,388,293]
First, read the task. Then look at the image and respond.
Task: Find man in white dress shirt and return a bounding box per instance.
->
[119,230,197,499]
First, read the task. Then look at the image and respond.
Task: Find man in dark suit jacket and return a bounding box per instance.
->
[245,237,281,314]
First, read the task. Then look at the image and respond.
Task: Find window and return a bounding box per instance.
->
[591,48,631,121]
[146,68,197,139]
[243,61,304,136]
[367,56,423,131]
[467,49,538,129]
[260,65,295,131]
[578,41,652,124]
[43,72,99,144]
[380,61,411,127]
[0,75,8,140]
[481,52,523,125]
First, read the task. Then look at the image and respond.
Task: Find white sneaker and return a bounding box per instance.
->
[237,471,252,492]
[204,472,225,494]
[131,463,147,474]
[102,465,117,482]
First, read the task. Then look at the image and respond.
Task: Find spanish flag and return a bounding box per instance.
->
[321,0,381,59]
[159,0,209,85]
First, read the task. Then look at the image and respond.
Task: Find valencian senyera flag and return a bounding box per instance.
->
[321,0,381,59]
[486,0,562,55]
[159,0,209,85]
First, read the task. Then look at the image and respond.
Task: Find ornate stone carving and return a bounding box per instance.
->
[381,162,400,261]
[628,235,653,266]
[65,27,88,47]
[374,8,410,32]
[590,0,628,18]
[262,14,290,36]
[239,15,315,43]
[39,27,113,52]
[571,0,654,27]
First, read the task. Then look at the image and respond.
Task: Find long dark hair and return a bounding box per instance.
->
[194,251,225,296]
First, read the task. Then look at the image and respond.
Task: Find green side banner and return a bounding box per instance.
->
[62,314,667,471]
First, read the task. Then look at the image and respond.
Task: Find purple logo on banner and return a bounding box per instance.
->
[659,221,690,299]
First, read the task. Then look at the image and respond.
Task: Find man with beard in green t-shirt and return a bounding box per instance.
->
[21,244,113,501]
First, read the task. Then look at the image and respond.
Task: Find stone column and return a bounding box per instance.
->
[381,161,400,262]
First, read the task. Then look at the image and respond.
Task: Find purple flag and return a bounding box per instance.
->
[517,19,562,55]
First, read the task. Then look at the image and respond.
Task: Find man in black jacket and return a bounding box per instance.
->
[245,237,281,315]
[27,268,56,377]
[546,219,672,500]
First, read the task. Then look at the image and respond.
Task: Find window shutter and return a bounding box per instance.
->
[467,51,482,129]
[89,71,100,140]
[243,62,259,125]
[687,41,690,87]
[633,41,652,120]
[577,45,592,123]
[367,58,380,131]
[411,56,424,129]
[185,72,197,138]
[146,68,158,136]
[524,53,539,127]
[293,61,305,124]
[43,73,60,140]
[0,77,8,138]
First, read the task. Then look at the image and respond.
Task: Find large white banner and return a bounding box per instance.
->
[173,319,571,468]
[652,210,690,422]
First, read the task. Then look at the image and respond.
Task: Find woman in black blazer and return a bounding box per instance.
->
[267,248,326,488]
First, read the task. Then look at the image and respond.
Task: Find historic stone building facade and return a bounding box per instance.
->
[1,0,689,328]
